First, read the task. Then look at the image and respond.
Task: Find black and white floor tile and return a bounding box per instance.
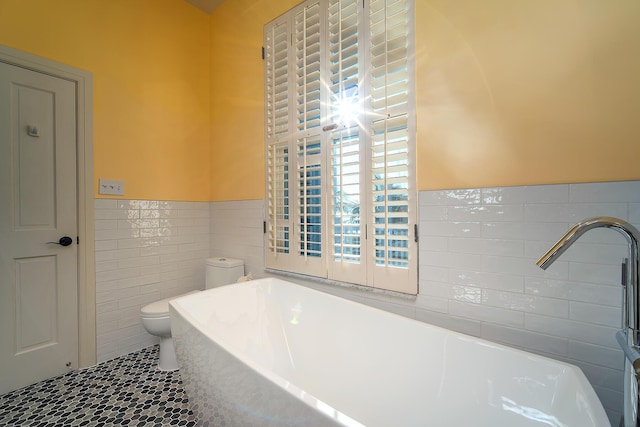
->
[0,346,196,426]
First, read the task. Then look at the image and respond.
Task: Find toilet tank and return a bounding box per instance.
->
[205,257,245,289]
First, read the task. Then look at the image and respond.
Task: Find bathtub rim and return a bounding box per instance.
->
[170,277,610,427]
[169,280,366,426]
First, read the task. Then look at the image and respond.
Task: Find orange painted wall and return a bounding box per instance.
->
[0,0,211,201]
[209,0,640,200]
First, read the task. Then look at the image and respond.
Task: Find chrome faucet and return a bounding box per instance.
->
[536,216,640,372]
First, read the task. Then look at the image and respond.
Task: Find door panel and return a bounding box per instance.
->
[15,84,57,228]
[0,61,78,394]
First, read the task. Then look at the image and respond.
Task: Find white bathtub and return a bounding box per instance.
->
[170,277,610,427]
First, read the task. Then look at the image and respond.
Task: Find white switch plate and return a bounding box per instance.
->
[99,179,124,196]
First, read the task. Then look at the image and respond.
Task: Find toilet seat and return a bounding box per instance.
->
[141,290,200,318]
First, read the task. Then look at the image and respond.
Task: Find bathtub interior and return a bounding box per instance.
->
[171,278,609,427]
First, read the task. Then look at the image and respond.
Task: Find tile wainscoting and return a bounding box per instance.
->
[94,199,210,362]
[208,180,640,424]
[209,200,265,276]
[416,181,639,424]
[94,181,639,424]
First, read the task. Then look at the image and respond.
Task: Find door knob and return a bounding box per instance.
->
[47,236,73,246]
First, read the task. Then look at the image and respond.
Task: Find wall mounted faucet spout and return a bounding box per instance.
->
[536,217,640,334]
[536,216,640,390]
[538,217,640,426]
[538,217,640,427]
[537,216,639,272]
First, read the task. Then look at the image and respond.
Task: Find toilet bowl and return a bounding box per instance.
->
[141,291,199,370]
[140,257,245,370]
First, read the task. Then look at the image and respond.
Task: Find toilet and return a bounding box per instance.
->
[140,257,245,370]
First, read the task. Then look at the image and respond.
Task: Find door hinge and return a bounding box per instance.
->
[77,235,79,245]
[261,46,265,60]
[414,224,419,243]
[263,221,267,234]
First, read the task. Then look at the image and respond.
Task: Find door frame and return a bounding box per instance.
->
[0,45,96,368]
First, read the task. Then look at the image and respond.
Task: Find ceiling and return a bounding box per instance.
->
[185,0,225,14]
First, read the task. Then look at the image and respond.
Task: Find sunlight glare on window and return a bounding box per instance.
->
[331,91,360,127]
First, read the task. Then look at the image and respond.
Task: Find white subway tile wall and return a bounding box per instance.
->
[418,181,639,424]
[94,199,210,362]
[209,200,264,276]
[96,182,637,424]
[204,182,638,424]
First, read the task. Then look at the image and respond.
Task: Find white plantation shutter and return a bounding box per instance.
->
[265,0,416,294]
[329,125,365,284]
[292,2,326,276]
[266,141,290,259]
[367,0,416,292]
[265,19,290,140]
[265,17,291,271]
[327,0,360,124]
[326,0,366,284]
[295,135,325,276]
[265,2,327,276]
[295,2,322,133]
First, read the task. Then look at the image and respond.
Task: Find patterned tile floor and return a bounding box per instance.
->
[0,346,196,426]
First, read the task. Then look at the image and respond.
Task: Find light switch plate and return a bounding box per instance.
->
[99,179,124,196]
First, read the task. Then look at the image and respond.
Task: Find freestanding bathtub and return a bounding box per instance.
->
[170,277,610,427]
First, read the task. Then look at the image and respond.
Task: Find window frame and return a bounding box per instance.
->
[264,0,417,294]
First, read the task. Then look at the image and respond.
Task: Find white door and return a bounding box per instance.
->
[0,62,78,395]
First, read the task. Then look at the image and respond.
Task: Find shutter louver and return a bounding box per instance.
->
[331,126,361,264]
[297,137,322,259]
[295,2,322,132]
[372,114,409,268]
[328,0,360,126]
[369,0,409,116]
[265,22,290,140]
[267,142,290,257]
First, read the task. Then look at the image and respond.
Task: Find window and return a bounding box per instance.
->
[264,0,416,294]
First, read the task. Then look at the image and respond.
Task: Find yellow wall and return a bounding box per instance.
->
[0,0,211,201]
[2,1,638,201]
[415,0,640,189]
[209,0,299,201]
[209,0,640,199]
